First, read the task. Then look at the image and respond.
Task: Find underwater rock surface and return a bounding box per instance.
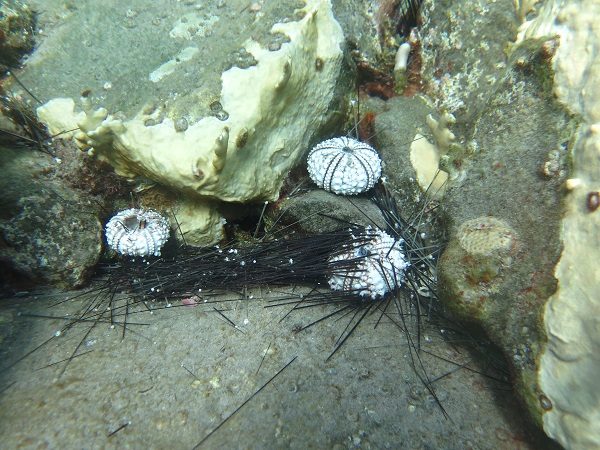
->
[2,0,595,447]
[0,145,102,287]
[17,0,348,246]
[517,1,600,448]
[437,35,574,430]
[419,0,599,448]
[372,95,447,201]
[277,189,386,234]
[0,0,35,70]
[419,0,519,118]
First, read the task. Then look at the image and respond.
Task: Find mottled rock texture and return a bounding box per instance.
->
[0,145,103,287]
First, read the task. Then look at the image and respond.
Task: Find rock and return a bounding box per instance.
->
[330,1,388,66]
[15,0,348,246]
[0,145,103,288]
[375,1,600,448]
[0,0,35,71]
[438,216,520,321]
[516,1,600,448]
[364,39,571,444]
[413,1,600,447]
[371,95,447,203]
[276,189,386,234]
[331,0,411,68]
[436,33,576,440]
[419,0,519,120]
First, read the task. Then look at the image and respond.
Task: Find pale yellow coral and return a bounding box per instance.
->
[37,0,345,245]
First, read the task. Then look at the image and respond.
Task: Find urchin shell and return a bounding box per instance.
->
[328,227,409,299]
[307,136,382,195]
[105,208,170,257]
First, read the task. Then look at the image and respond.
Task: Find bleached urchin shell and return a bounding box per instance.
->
[328,227,409,299]
[307,136,382,195]
[105,208,170,257]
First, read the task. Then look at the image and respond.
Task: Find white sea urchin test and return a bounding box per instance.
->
[105,208,170,257]
[328,227,409,299]
[307,136,382,195]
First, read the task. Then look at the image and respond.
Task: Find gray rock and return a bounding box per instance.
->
[372,95,438,207]
[15,0,352,245]
[0,145,103,288]
[276,189,386,234]
[0,0,35,70]
[437,38,577,427]
[419,0,519,123]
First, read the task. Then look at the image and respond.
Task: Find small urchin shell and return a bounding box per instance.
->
[307,136,382,195]
[328,227,410,299]
[105,208,170,257]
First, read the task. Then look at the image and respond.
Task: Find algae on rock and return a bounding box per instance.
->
[436,37,575,433]
[0,0,35,70]
[419,0,519,118]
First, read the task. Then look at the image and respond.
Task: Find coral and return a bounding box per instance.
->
[438,216,519,321]
[365,95,449,203]
[426,112,455,154]
[393,42,411,91]
[31,0,346,246]
[394,42,411,73]
[307,136,382,195]
[408,134,448,196]
[426,111,465,181]
[36,98,84,139]
[514,0,542,23]
[457,217,516,256]
[105,208,170,257]
[328,226,409,299]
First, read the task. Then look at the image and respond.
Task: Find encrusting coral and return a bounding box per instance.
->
[34,0,346,246]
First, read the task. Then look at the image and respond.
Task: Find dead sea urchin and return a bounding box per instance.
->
[307,136,382,195]
[105,208,170,257]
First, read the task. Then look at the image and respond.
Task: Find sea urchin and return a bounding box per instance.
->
[307,136,382,195]
[328,226,409,299]
[105,208,170,257]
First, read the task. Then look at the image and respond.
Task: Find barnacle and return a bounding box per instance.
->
[105,208,170,257]
[307,136,382,195]
[328,226,410,299]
